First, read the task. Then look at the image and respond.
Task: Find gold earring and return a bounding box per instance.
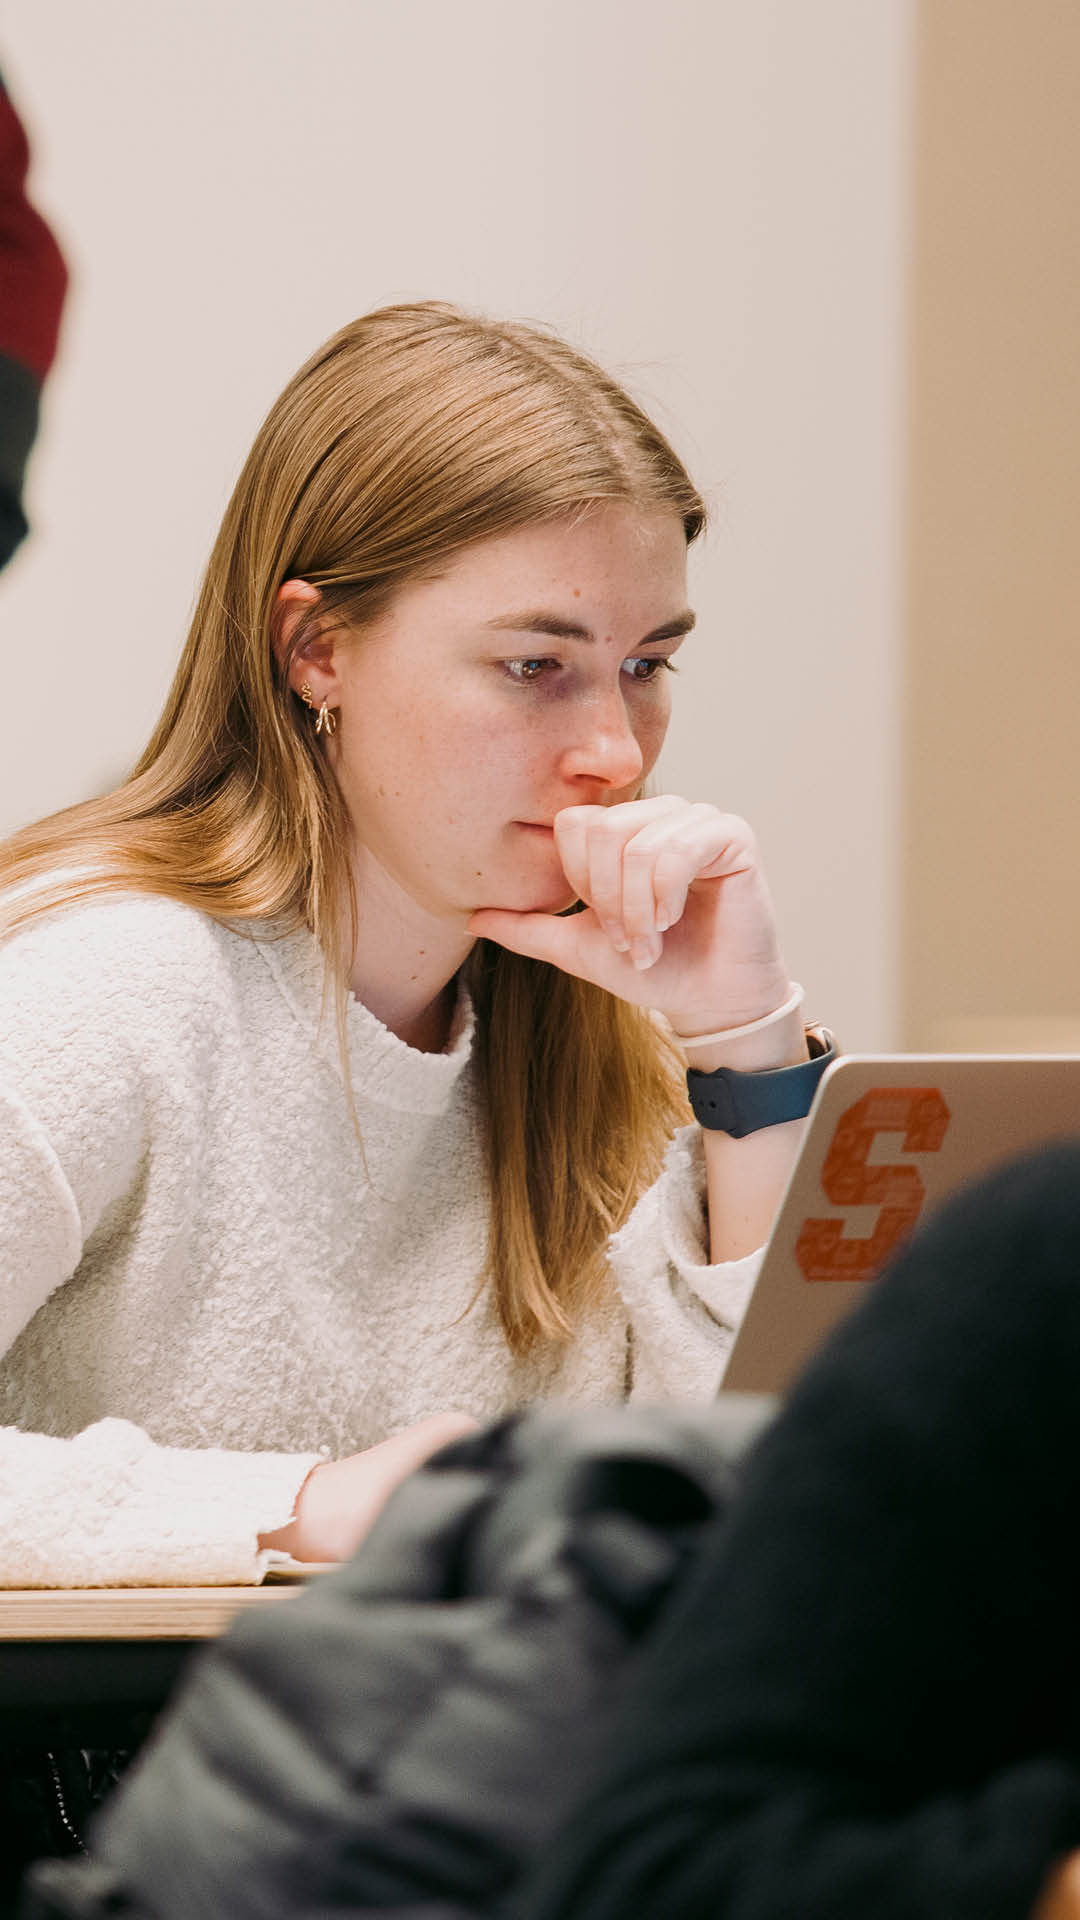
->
[298,682,337,735]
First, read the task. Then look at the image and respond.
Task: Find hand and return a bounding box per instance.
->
[469,796,792,1041]
[260,1411,480,1564]
[1034,1853,1080,1920]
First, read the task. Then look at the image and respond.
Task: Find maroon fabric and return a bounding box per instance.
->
[0,82,68,381]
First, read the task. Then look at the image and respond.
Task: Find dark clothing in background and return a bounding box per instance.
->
[0,73,67,570]
[22,1401,772,1920]
[25,1148,1080,1920]
[512,1141,1080,1920]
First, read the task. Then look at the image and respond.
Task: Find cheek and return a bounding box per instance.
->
[635,700,670,771]
[350,686,475,782]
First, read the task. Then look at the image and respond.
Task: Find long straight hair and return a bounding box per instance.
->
[0,302,704,1351]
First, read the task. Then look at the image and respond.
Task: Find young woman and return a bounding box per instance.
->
[0,301,830,1586]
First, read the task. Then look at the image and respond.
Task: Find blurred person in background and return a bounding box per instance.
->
[0,69,66,574]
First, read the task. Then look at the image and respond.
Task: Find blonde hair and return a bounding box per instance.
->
[0,301,704,1352]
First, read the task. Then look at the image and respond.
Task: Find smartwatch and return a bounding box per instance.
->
[686,1025,837,1137]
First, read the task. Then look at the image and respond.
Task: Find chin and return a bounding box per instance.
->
[538,891,580,917]
[477,880,579,916]
[520,873,579,913]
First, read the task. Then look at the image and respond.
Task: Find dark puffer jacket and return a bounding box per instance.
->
[22,1399,773,1920]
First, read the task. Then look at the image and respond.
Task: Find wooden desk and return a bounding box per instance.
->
[0,1584,298,1642]
[0,1584,300,1745]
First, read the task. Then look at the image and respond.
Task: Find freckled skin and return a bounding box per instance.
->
[278,506,691,1048]
[323,507,687,924]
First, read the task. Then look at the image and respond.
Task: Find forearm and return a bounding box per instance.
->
[691,1001,809,1264]
[258,1412,480,1563]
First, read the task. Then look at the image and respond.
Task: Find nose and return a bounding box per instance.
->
[558,687,646,791]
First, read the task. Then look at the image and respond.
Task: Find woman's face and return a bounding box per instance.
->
[321,505,693,922]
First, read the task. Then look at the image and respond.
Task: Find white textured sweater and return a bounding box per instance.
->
[0,894,761,1585]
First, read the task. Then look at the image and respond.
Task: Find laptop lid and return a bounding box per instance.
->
[719,1053,1080,1396]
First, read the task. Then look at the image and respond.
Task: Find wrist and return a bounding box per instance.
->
[262,1456,384,1565]
[672,982,809,1074]
[286,1457,374,1564]
[687,1023,837,1137]
[257,1458,328,1562]
[681,1005,810,1075]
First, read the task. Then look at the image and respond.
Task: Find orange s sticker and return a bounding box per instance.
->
[794,1087,950,1282]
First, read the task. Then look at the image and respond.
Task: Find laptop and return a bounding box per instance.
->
[719,1053,1080,1396]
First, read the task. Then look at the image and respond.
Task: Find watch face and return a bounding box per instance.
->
[805,1023,832,1060]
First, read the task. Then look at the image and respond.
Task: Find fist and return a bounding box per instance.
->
[470,794,792,1040]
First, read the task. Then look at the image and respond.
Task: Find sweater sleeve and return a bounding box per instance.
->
[0,904,155,1343]
[514,1141,1080,1920]
[607,1122,762,1400]
[0,1420,320,1587]
[0,902,319,1585]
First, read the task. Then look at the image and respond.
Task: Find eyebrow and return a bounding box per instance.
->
[483,608,697,645]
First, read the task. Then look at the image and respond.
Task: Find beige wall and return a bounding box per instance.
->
[903,0,1080,1049]
[2,1,913,1048]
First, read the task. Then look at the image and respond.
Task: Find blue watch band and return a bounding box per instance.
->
[686,1029,837,1137]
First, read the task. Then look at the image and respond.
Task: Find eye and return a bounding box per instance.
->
[622,656,679,682]
[503,657,557,683]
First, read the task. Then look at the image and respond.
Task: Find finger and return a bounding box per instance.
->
[557,794,684,835]
[609,799,695,943]
[557,796,683,949]
[631,805,727,931]
[619,828,667,941]
[554,798,682,890]
[635,807,759,929]
[581,812,633,951]
[467,908,585,971]
[552,806,605,915]
[549,810,626,952]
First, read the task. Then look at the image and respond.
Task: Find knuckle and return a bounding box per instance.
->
[651,841,690,876]
[714,806,754,843]
[589,881,621,913]
[590,811,626,846]
[622,839,655,866]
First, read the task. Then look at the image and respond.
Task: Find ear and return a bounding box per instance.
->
[273,580,345,706]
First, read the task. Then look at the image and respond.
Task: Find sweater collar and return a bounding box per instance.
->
[253,920,476,1117]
